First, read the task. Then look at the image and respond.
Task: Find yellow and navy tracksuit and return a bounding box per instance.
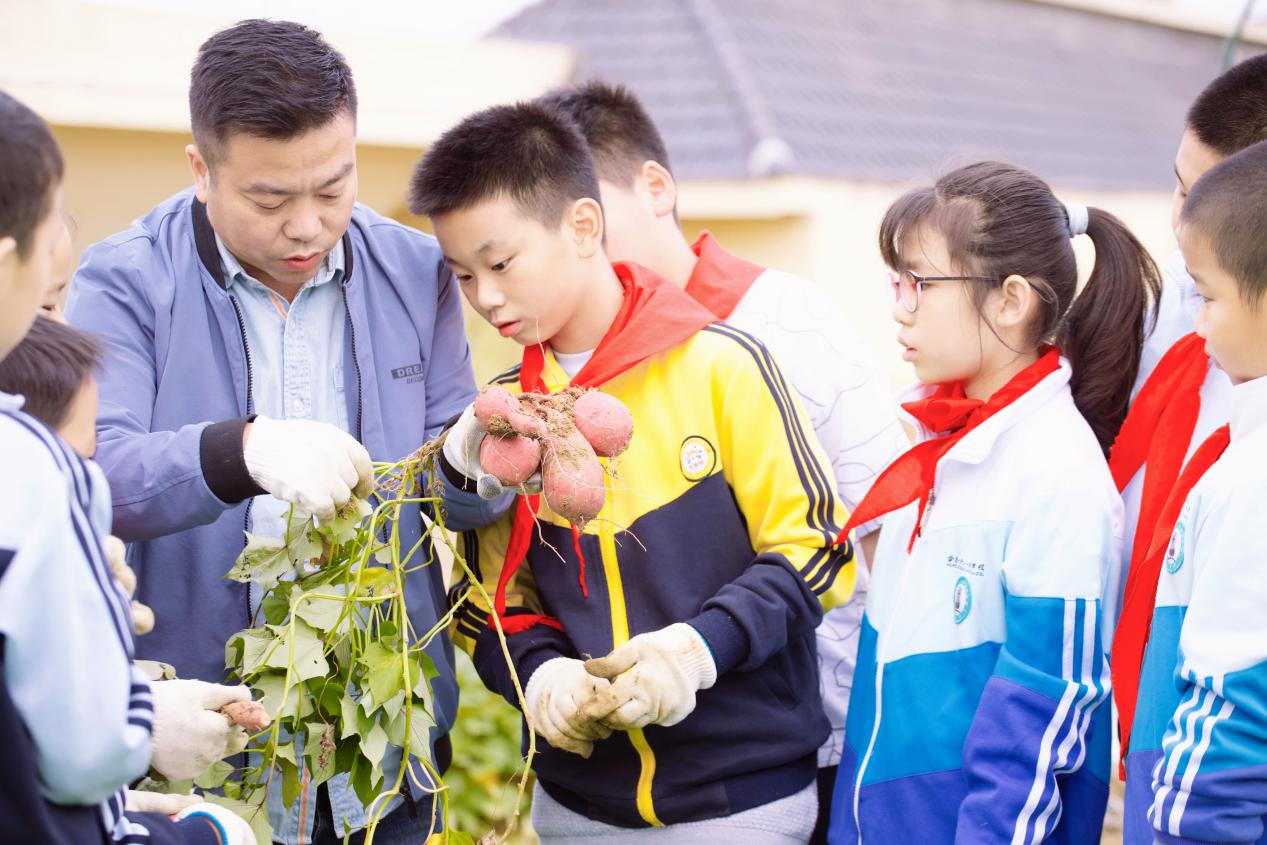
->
[448,323,855,828]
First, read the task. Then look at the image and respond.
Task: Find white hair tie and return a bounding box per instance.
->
[1063,202,1089,238]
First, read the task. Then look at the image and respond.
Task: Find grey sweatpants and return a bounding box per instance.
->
[531,780,818,844]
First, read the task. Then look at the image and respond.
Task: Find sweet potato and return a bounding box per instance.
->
[478,434,542,487]
[541,429,606,525]
[572,390,634,458]
[221,700,271,732]
[474,385,548,439]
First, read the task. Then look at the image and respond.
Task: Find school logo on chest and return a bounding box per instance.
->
[1165,521,1186,574]
[952,576,973,624]
[679,435,716,482]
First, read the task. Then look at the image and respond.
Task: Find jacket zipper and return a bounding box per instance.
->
[854,485,936,842]
[229,294,257,624]
[341,282,364,444]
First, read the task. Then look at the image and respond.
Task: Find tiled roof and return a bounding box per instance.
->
[496,0,1262,189]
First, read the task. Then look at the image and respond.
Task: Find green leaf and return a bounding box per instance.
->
[354,567,395,593]
[377,619,398,640]
[278,756,301,808]
[192,759,233,790]
[261,581,295,626]
[264,620,329,682]
[349,752,381,810]
[304,722,338,788]
[229,628,280,678]
[294,594,347,633]
[225,532,294,588]
[359,717,389,768]
[287,530,324,567]
[379,690,405,725]
[200,794,273,845]
[254,672,314,723]
[405,703,435,760]
[444,833,476,845]
[360,642,405,708]
[339,694,361,741]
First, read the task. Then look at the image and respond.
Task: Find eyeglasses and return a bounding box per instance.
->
[887,269,998,313]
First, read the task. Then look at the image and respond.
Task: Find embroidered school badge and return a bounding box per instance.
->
[953,577,972,624]
[1165,521,1186,574]
[679,435,716,482]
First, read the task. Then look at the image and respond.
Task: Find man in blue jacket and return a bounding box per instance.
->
[67,19,510,845]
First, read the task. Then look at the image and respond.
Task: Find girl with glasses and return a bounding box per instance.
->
[828,161,1159,844]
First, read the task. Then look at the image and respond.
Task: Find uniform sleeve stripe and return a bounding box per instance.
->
[703,324,851,591]
[704,324,837,542]
[491,364,523,386]
[1011,598,1109,844]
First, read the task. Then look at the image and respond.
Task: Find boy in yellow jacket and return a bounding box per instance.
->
[411,103,854,844]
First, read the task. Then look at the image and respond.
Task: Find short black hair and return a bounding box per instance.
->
[408,102,601,226]
[0,316,99,430]
[1181,139,1267,307]
[190,19,357,164]
[1187,54,1267,156]
[537,80,672,187]
[0,91,64,258]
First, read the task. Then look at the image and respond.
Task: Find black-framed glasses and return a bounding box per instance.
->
[887,269,997,313]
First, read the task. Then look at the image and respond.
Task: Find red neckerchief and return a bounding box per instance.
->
[682,231,765,320]
[1111,423,1229,776]
[490,262,718,634]
[834,349,1062,552]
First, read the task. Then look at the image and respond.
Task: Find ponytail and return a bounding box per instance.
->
[1059,208,1160,453]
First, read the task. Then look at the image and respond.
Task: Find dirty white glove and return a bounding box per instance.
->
[243,416,373,518]
[103,535,155,634]
[442,404,540,499]
[176,802,257,845]
[583,623,717,730]
[125,789,201,815]
[524,657,621,758]
[150,680,252,781]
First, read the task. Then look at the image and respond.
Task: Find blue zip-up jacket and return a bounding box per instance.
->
[1124,375,1267,845]
[66,189,511,804]
[829,362,1118,844]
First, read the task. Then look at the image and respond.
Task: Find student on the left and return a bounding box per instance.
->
[0,91,256,845]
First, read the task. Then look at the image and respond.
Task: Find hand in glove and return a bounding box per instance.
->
[103,535,154,634]
[125,789,201,816]
[583,623,717,730]
[524,657,622,758]
[176,802,257,845]
[442,404,541,500]
[150,680,252,781]
[243,416,373,518]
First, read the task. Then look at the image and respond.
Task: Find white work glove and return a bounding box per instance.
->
[150,680,252,781]
[103,535,154,634]
[583,623,717,730]
[125,789,201,815]
[176,802,257,845]
[243,416,373,518]
[523,657,621,758]
[442,404,541,499]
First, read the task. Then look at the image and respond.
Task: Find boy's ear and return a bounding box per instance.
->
[0,236,18,280]
[571,197,605,259]
[639,160,678,219]
[994,274,1038,329]
[187,144,211,203]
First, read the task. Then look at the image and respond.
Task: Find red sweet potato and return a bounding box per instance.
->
[541,429,606,526]
[474,385,548,439]
[572,391,634,458]
[479,434,542,487]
